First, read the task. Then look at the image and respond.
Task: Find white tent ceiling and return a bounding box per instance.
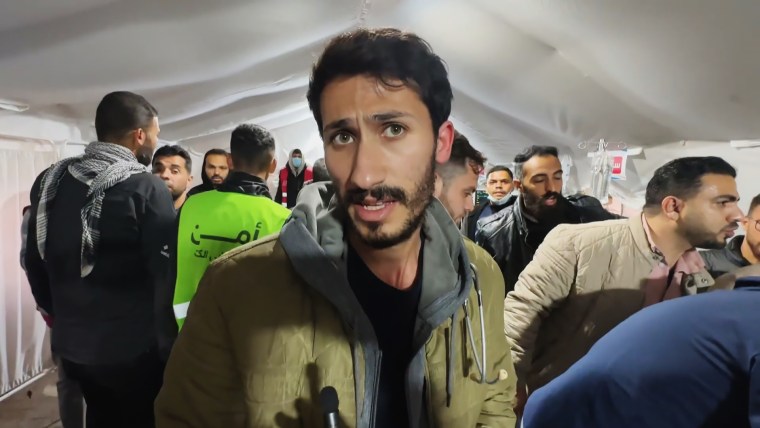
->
[0,0,759,167]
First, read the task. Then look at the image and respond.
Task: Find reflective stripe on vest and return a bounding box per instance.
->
[173,190,291,329]
[280,167,313,206]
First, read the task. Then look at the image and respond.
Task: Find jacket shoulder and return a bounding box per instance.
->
[544,218,631,251]
[211,232,281,267]
[477,205,516,237]
[568,194,622,220]
[198,233,300,303]
[464,238,505,294]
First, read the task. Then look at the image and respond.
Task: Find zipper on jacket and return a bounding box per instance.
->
[369,350,382,428]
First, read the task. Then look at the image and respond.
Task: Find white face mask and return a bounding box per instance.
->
[488,193,511,206]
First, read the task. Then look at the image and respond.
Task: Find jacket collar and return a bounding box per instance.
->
[724,235,749,265]
[629,214,661,263]
[217,171,271,198]
[629,214,715,290]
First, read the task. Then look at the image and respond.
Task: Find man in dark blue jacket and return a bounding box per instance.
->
[522,279,760,428]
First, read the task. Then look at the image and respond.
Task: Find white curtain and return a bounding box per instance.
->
[0,142,58,398]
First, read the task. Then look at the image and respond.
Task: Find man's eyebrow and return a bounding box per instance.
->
[369,111,410,122]
[323,111,410,133]
[323,118,353,133]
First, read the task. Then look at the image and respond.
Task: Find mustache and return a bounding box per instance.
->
[343,185,408,205]
[541,191,563,202]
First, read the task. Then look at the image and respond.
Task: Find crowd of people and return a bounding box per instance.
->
[18,26,759,428]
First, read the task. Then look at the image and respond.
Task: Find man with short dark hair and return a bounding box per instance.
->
[186,148,230,197]
[463,165,514,240]
[275,148,313,208]
[434,130,487,227]
[506,156,744,414]
[476,145,619,295]
[156,27,516,428]
[152,144,193,209]
[24,91,176,427]
[171,124,291,330]
[701,193,760,278]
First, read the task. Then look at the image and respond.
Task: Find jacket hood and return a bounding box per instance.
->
[200,151,213,185]
[217,171,271,199]
[287,149,306,176]
[280,181,474,426]
[287,183,473,300]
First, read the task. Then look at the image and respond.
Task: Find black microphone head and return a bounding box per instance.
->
[319,386,339,413]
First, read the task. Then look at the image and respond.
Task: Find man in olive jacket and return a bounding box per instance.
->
[155,27,516,428]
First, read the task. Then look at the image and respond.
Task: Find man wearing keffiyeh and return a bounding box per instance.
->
[23,91,177,428]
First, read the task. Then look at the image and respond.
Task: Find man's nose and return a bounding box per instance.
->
[728,206,744,223]
[348,138,386,191]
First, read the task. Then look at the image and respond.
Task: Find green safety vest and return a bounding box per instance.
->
[173,190,291,329]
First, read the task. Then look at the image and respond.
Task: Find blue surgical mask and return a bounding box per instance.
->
[292,158,303,168]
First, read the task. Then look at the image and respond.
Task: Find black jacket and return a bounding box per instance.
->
[274,166,307,209]
[463,196,516,240]
[475,194,622,295]
[186,181,215,198]
[700,235,750,279]
[216,171,272,197]
[25,169,177,365]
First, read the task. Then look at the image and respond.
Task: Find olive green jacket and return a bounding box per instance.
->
[155,183,516,427]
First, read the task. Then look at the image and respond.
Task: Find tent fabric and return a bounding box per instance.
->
[0,140,56,398]
[1,0,758,161]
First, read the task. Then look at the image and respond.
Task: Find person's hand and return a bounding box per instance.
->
[37,306,53,328]
[40,313,53,328]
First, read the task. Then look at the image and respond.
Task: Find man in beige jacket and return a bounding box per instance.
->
[505,156,744,412]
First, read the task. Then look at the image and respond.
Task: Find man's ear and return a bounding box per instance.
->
[434,173,443,198]
[435,121,454,164]
[513,179,523,191]
[135,128,146,146]
[661,196,682,220]
[269,158,277,174]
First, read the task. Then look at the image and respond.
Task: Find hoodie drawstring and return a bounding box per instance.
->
[446,310,456,407]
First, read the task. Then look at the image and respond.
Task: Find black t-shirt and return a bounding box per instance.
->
[347,243,423,428]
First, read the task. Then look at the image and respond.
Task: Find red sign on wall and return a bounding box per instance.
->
[612,156,623,174]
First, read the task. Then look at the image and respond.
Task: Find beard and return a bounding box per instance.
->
[338,157,436,250]
[135,147,153,166]
[170,187,185,201]
[679,217,735,250]
[522,190,568,224]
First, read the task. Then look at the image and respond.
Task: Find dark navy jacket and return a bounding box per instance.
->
[523,280,760,428]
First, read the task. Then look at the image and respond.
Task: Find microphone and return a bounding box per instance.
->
[320,386,340,428]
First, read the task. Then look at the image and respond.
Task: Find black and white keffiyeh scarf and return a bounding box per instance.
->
[36,141,149,277]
